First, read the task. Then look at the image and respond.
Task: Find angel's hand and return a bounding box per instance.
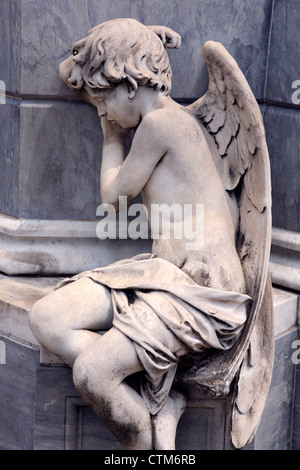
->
[147,25,181,49]
[101,116,130,143]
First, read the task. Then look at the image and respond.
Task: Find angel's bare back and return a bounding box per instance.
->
[136,103,245,293]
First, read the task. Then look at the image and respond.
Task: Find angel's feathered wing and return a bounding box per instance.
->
[181,41,274,449]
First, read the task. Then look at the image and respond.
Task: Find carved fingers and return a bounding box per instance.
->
[147,25,181,49]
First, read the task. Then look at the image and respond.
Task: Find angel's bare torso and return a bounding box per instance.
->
[58,43,245,294]
[141,105,244,293]
[97,88,245,294]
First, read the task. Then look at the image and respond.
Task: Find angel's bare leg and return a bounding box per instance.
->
[152,390,187,450]
[29,277,113,366]
[73,327,153,450]
[30,280,153,448]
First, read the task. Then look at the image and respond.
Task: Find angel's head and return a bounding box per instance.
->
[60,18,173,102]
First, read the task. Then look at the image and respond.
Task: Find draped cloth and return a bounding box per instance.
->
[56,254,251,414]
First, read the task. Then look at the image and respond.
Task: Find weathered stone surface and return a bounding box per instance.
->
[0,214,153,276]
[264,106,300,232]
[254,329,298,450]
[0,334,38,450]
[18,101,102,220]
[0,0,21,95]
[11,0,272,99]
[34,370,124,450]
[0,98,20,218]
[293,358,300,450]
[266,0,300,105]
[0,275,58,345]
[270,228,300,292]
[20,0,92,97]
[272,287,299,336]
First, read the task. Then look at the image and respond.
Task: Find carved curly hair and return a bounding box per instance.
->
[67,18,173,96]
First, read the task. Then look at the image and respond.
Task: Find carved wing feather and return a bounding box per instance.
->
[181,41,274,448]
[188,41,270,212]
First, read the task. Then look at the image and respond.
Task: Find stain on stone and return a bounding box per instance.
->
[219,266,232,291]
[178,258,187,270]
[195,268,211,287]
[77,377,140,449]
[0,251,58,275]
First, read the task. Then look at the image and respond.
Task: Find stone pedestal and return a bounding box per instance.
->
[0,275,298,450]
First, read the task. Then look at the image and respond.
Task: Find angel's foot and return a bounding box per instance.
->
[152,390,187,450]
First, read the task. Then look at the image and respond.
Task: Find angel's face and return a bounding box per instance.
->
[95,84,141,129]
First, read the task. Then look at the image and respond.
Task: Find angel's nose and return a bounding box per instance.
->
[69,79,78,87]
[59,57,74,84]
[97,102,106,117]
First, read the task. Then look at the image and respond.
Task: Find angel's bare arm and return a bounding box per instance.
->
[100,113,169,209]
[100,118,130,206]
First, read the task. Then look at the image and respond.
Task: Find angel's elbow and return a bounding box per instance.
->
[101,182,134,213]
[100,192,119,212]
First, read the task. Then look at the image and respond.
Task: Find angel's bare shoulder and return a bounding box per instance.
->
[139,103,205,148]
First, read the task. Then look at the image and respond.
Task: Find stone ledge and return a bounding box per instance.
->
[273,287,299,336]
[0,274,63,364]
[1,213,300,288]
[270,227,300,294]
[0,274,298,365]
[0,213,152,275]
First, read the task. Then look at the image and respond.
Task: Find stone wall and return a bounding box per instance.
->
[263,1,300,232]
[1,0,299,231]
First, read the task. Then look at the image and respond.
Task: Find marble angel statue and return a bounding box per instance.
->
[29,18,273,450]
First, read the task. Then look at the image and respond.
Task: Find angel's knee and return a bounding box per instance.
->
[73,347,116,414]
[29,295,58,347]
[72,329,141,408]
